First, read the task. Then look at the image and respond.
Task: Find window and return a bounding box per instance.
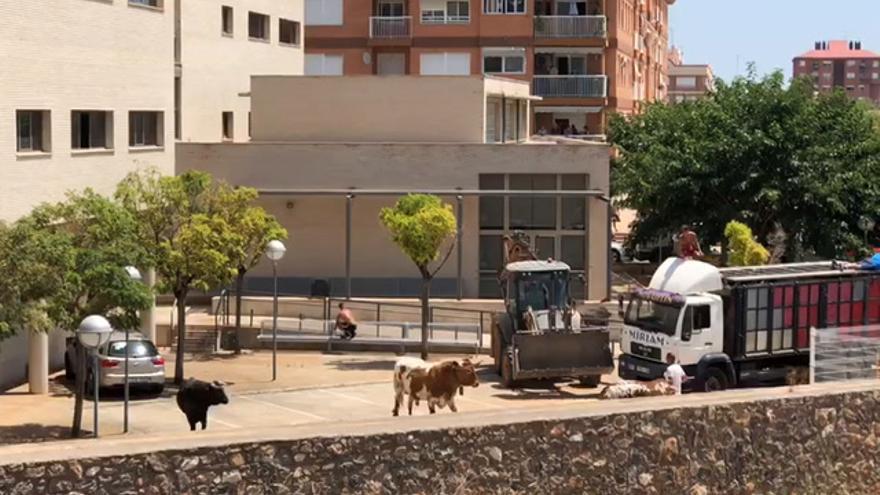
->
[676,76,697,89]
[422,9,445,22]
[420,52,470,75]
[483,49,525,74]
[248,12,269,40]
[447,1,469,20]
[305,54,344,75]
[798,60,806,67]
[561,174,586,229]
[129,0,162,8]
[479,174,504,229]
[279,19,300,45]
[305,0,343,25]
[874,73,879,80]
[847,60,857,67]
[222,6,233,35]
[847,72,856,80]
[71,111,112,150]
[745,287,770,353]
[16,110,50,153]
[484,0,525,14]
[129,111,163,147]
[377,0,405,16]
[875,61,880,68]
[222,112,234,141]
[509,174,556,229]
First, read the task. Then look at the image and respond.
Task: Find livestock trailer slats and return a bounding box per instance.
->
[724,273,880,359]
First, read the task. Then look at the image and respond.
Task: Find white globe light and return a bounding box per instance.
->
[124,265,142,282]
[77,315,113,349]
[265,240,287,262]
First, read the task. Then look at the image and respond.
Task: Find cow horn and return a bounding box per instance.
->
[212,380,225,387]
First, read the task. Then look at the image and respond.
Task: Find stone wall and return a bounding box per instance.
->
[3,390,880,494]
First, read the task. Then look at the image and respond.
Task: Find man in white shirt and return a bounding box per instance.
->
[663,353,687,395]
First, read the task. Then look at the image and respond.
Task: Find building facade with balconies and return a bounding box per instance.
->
[304,0,675,138]
[793,40,880,106]
[667,47,714,103]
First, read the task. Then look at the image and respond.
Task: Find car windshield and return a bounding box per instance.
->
[517,272,567,312]
[624,297,681,336]
[106,340,159,358]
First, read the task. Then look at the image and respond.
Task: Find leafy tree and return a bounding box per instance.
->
[610,69,880,261]
[214,186,287,354]
[116,169,236,384]
[724,221,769,267]
[380,195,457,360]
[0,190,152,437]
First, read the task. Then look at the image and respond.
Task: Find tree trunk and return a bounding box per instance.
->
[70,343,86,437]
[174,289,188,385]
[720,237,729,266]
[420,276,430,360]
[234,270,245,354]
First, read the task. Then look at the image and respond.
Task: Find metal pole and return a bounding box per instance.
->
[272,261,278,381]
[93,352,99,438]
[456,194,463,300]
[346,194,353,300]
[123,327,129,433]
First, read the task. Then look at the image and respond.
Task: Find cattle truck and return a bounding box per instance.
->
[619,257,880,391]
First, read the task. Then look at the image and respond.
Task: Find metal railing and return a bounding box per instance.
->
[534,15,607,38]
[420,13,469,24]
[369,16,412,39]
[533,75,607,98]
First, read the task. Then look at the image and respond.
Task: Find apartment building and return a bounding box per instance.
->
[0,0,175,223]
[176,0,305,142]
[667,47,714,103]
[793,40,880,105]
[303,0,674,137]
[178,75,611,300]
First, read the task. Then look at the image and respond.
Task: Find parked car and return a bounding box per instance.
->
[65,330,165,394]
[611,241,627,263]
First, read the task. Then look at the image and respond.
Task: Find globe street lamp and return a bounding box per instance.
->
[78,315,113,438]
[123,266,143,434]
[265,240,287,381]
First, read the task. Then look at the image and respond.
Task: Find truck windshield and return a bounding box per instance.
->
[624,298,681,336]
[517,272,567,311]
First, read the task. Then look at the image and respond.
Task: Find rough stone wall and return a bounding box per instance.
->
[4,390,880,494]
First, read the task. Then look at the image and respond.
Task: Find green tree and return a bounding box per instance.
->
[380,195,457,360]
[215,186,287,354]
[116,169,236,384]
[0,190,152,437]
[610,69,880,261]
[724,221,770,267]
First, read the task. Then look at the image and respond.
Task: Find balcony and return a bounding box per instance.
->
[534,16,607,39]
[370,16,412,39]
[533,75,607,98]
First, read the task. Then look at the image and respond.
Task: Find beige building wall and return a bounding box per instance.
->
[250,75,532,143]
[178,0,305,143]
[178,142,610,300]
[0,0,175,222]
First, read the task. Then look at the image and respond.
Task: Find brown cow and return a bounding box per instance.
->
[392,360,479,416]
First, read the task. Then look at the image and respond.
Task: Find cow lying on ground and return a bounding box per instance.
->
[176,378,229,431]
[598,379,674,399]
[392,357,479,416]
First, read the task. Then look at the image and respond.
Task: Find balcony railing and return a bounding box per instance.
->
[370,16,412,39]
[533,75,607,98]
[534,15,607,38]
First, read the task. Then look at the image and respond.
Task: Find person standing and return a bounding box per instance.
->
[663,353,687,395]
[677,225,704,259]
[335,303,358,340]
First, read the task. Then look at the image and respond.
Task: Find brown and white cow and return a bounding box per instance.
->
[392,357,479,416]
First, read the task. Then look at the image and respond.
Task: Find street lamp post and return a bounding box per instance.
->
[77,315,113,438]
[123,266,143,434]
[858,216,875,250]
[265,240,287,381]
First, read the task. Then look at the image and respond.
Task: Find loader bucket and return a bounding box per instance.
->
[512,329,614,380]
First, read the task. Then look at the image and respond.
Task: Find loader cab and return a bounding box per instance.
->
[502,260,573,332]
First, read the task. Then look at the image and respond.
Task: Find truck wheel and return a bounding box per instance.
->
[500,348,515,389]
[702,368,728,392]
[578,375,601,388]
[492,324,502,375]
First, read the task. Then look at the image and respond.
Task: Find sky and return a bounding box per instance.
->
[669,0,880,83]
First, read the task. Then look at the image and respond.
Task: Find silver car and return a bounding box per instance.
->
[65,330,165,393]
